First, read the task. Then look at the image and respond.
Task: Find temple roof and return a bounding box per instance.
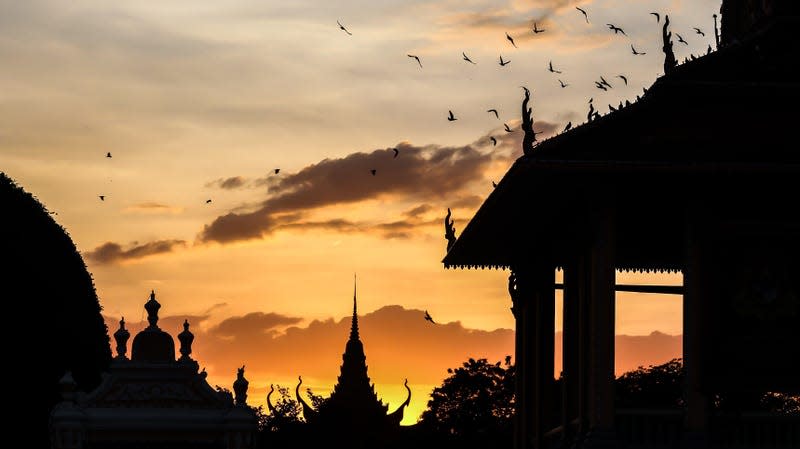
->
[131,291,176,362]
[443,14,800,271]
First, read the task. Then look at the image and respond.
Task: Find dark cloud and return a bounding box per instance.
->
[404,204,432,218]
[207,176,248,190]
[199,139,504,244]
[210,312,302,339]
[85,239,186,264]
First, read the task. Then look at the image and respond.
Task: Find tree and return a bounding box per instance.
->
[419,357,514,447]
[1,173,111,447]
[616,358,685,408]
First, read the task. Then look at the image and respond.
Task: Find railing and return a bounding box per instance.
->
[615,408,683,449]
[711,412,800,448]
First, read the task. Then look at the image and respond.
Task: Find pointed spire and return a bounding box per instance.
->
[350,274,359,341]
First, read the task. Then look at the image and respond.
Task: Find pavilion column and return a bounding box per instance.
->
[584,205,617,447]
[561,260,581,446]
[510,262,556,449]
[682,212,710,447]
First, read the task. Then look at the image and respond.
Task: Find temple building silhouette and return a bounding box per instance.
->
[271,278,411,448]
[50,291,258,449]
[443,1,800,448]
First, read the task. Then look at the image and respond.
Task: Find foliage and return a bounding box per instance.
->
[616,358,685,409]
[263,385,304,432]
[1,173,111,447]
[419,356,515,442]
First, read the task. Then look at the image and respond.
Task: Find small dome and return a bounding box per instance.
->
[130,291,176,362]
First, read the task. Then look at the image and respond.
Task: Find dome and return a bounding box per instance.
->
[130,291,176,362]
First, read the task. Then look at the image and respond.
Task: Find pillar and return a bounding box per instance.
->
[561,261,580,446]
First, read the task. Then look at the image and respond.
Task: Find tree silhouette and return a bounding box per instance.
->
[616,358,685,408]
[419,357,514,447]
[1,172,111,446]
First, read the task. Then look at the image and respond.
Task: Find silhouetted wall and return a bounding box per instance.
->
[0,173,111,446]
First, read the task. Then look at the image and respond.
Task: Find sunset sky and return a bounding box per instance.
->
[1,0,718,423]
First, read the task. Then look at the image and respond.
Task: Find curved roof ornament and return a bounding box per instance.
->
[387,379,412,425]
[295,376,317,421]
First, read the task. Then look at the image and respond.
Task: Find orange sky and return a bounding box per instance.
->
[1,0,717,424]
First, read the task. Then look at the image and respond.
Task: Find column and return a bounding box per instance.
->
[561,261,580,446]
[532,263,555,449]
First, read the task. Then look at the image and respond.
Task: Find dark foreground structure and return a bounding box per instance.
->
[50,292,258,449]
[279,280,411,448]
[444,1,800,448]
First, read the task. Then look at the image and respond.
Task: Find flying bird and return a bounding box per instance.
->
[424,310,437,324]
[576,7,589,23]
[447,110,457,121]
[206,199,212,204]
[98,195,105,201]
[504,123,513,133]
[595,81,608,91]
[532,22,546,34]
[337,20,352,35]
[676,33,688,45]
[506,32,517,48]
[492,181,497,188]
[462,52,476,64]
[650,12,660,23]
[631,44,646,55]
[370,169,377,176]
[274,168,280,175]
[499,55,511,66]
[617,74,628,85]
[336,20,353,36]
[599,76,612,88]
[548,60,562,74]
[559,79,569,88]
[407,54,422,67]
[490,136,497,146]
[105,152,112,158]
[564,121,572,131]
[607,24,626,35]
[693,27,705,36]
[392,148,399,158]
[487,108,499,119]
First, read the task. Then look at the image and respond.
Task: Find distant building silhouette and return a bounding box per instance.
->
[50,291,257,449]
[276,278,411,448]
[443,1,800,448]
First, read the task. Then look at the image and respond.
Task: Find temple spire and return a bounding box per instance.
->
[350,274,359,341]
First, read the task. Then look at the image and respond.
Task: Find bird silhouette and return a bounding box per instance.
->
[407,54,422,67]
[337,20,352,35]
[576,7,589,23]
[564,121,572,131]
[631,44,647,55]
[370,169,377,176]
[424,310,437,324]
[506,32,517,48]
[274,168,280,175]
[595,82,607,91]
[617,74,628,85]
[607,24,626,35]
[392,148,399,158]
[105,152,112,158]
[492,181,497,188]
[693,27,705,36]
[99,195,105,201]
[206,199,212,204]
[499,55,511,66]
[650,12,660,23]
[504,123,513,133]
[676,33,688,45]
[532,22,546,33]
[587,102,596,121]
[599,76,612,88]
[487,109,499,119]
[447,110,457,121]
[548,60,562,74]
[559,79,569,88]
[462,52,476,64]
[490,136,497,146]
[609,104,617,112]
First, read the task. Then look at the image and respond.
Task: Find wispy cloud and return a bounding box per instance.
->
[85,239,186,264]
[123,202,184,215]
[206,176,249,190]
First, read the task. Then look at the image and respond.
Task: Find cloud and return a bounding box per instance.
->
[210,312,303,339]
[85,239,186,264]
[404,204,433,218]
[198,138,509,244]
[206,176,248,190]
[123,202,183,215]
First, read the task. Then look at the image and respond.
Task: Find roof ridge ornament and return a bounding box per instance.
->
[144,290,161,328]
[662,15,678,75]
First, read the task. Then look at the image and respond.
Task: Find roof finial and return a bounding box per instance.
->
[350,273,359,340]
[144,289,161,328]
[113,317,130,360]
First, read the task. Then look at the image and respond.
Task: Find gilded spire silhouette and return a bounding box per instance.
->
[350,274,359,341]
